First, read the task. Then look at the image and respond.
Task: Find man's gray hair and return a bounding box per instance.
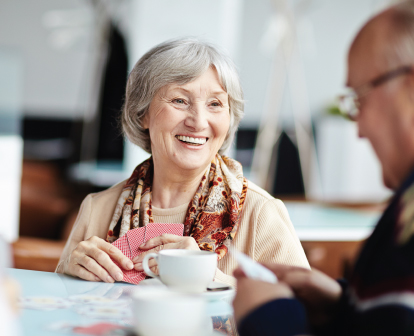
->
[122,37,244,154]
[385,1,414,67]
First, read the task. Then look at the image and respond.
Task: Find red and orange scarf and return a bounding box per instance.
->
[106,154,248,260]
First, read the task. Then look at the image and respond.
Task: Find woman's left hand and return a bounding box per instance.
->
[132,234,200,272]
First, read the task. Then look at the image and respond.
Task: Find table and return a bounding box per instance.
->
[7,268,236,336]
[285,201,382,278]
[285,201,381,241]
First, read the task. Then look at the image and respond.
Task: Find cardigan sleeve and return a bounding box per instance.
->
[254,199,310,268]
[55,194,92,274]
[214,267,236,286]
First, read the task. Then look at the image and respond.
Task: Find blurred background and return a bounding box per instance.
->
[0,0,396,279]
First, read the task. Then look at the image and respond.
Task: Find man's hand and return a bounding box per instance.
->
[263,263,342,326]
[132,234,200,273]
[233,268,294,323]
[64,236,134,283]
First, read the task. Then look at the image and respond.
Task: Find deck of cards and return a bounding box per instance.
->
[111,223,184,285]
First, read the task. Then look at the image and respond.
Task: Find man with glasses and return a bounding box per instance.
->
[233,1,414,335]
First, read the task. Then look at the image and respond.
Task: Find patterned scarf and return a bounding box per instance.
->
[106,154,248,260]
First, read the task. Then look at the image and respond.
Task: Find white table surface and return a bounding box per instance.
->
[7,268,234,336]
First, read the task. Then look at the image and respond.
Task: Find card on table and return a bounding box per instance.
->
[72,322,126,336]
[111,223,184,285]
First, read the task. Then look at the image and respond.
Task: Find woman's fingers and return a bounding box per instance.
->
[96,238,134,271]
[78,255,116,283]
[134,255,158,271]
[149,265,159,275]
[66,236,133,283]
[139,234,181,250]
[87,246,124,282]
[69,264,101,282]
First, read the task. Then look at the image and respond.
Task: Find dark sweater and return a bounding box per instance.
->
[239,170,414,336]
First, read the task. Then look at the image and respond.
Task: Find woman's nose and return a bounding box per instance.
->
[184,104,209,130]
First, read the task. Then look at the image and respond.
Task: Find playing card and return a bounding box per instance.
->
[72,322,126,336]
[126,227,146,259]
[67,295,130,307]
[111,235,131,259]
[19,296,72,311]
[229,246,278,284]
[74,305,131,319]
[111,223,184,285]
[144,223,184,242]
[122,270,147,285]
[111,236,146,284]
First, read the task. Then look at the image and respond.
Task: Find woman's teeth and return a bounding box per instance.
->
[176,135,207,145]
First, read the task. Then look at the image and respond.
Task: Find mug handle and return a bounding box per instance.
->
[142,253,159,278]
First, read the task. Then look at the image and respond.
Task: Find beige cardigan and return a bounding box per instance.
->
[56,180,309,286]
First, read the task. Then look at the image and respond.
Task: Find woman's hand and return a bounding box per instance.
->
[63,236,134,283]
[233,267,294,323]
[133,234,199,272]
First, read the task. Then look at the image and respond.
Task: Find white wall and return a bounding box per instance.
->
[0,0,95,119]
[0,50,23,242]
[238,0,391,127]
[0,0,390,123]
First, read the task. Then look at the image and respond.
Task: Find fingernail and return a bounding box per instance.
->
[115,272,123,281]
[126,261,134,269]
[139,243,145,248]
[107,275,115,283]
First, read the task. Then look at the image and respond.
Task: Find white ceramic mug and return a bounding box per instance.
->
[142,249,218,293]
[132,287,210,336]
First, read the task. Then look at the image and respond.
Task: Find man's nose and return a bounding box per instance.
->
[184,104,209,130]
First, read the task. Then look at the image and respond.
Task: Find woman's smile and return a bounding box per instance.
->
[143,67,230,173]
[175,135,209,146]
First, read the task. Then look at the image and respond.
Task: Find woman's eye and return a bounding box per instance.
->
[172,98,186,104]
[210,101,222,107]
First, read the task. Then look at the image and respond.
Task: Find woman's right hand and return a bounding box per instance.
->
[63,236,134,283]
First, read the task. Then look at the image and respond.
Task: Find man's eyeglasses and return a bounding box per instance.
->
[338,66,413,121]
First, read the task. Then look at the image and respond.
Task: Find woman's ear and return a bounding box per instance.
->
[404,71,414,126]
[142,111,149,130]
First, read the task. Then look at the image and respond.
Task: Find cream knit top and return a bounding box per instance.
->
[56,180,309,286]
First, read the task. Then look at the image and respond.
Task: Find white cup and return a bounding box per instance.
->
[142,249,218,293]
[132,287,209,336]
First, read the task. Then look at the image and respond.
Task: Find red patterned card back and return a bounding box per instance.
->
[144,223,184,242]
[126,227,146,259]
[111,223,184,285]
[111,235,131,259]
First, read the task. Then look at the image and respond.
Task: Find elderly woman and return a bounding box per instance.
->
[56,38,309,285]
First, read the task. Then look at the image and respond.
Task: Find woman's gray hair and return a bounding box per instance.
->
[122,37,244,154]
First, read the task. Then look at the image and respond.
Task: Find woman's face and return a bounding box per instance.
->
[143,67,231,174]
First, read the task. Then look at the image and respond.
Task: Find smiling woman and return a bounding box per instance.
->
[56,38,309,286]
